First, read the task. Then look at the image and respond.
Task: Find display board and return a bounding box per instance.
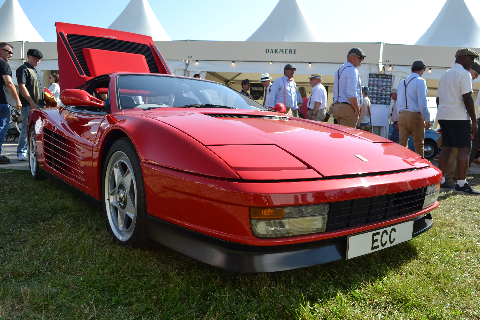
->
[368,74,392,127]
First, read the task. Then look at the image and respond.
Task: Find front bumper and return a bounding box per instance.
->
[147,213,433,273]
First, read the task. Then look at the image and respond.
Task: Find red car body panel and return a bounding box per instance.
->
[26,23,442,272]
[55,22,170,91]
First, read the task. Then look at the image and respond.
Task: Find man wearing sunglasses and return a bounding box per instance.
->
[395,60,430,158]
[0,42,22,164]
[332,48,365,128]
[16,48,43,161]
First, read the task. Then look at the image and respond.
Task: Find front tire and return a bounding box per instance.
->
[102,138,149,247]
[28,125,44,180]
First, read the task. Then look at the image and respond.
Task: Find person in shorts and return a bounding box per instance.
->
[436,48,479,195]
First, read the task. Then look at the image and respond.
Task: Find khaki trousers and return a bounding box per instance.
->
[308,108,326,121]
[333,103,358,128]
[398,111,425,157]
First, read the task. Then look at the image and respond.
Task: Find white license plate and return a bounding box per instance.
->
[346,220,414,259]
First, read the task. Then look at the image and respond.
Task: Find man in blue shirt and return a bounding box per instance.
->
[333,48,365,128]
[396,60,430,157]
[269,64,298,116]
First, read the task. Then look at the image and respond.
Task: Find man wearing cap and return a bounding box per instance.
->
[0,42,22,164]
[260,73,272,108]
[269,64,299,116]
[469,60,480,167]
[307,74,327,121]
[333,48,365,127]
[389,89,399,143]
[240,79,253,99]
[436,48,479,195]
[396,60,430,157]
[16,48,43,161]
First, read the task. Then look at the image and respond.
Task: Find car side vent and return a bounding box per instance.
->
[43,127,86,182]
[66,34,160,77]
[206,114,289,120]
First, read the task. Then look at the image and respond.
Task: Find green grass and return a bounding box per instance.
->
[0,169,479,319]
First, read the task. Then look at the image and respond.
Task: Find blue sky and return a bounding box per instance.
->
[16,0,479,44]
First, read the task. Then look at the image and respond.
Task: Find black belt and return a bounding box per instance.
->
[338,102,352,106]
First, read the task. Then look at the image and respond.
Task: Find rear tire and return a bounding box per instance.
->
[102,138,150,247]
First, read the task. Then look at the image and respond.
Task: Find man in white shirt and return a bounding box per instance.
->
[307,74,327,121]
[436,48,479,195]
[260,73,272,109]
[396,60,430,157]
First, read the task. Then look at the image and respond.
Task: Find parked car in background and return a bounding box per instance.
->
[388,125,441,160]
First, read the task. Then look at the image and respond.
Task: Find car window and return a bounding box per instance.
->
[116,74,265,111]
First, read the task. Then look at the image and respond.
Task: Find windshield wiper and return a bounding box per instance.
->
[177,104,233,109]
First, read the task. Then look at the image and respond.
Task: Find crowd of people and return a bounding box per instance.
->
[1,43,480,196]
[0,43,63,165]
[240,46,480,195]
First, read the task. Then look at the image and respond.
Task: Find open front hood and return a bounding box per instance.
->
[56,22,170,91]
[148,110,431,179]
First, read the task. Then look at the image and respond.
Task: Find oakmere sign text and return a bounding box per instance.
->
[265,49,298,54]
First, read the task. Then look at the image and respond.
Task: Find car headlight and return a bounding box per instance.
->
[250,204,329,238]
[423,183,440,208]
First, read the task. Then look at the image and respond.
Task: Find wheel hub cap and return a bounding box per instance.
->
[117,183,127,209]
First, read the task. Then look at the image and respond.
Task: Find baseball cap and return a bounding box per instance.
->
[412,60,426,68]
[309,74,322,80]
[471,60,480,75]
[284,64,296,70]
[241,79,250,85]
[260,73,272,82]
[27,48,43,59]
[348,47,366,58]
[455,48,479,58]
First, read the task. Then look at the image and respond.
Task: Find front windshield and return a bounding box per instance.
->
[116,74,265,111]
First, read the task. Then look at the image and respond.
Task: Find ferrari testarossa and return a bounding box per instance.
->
[27,23,441,272]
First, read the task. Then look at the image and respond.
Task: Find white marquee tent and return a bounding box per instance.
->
[416,0,480,47]
[246,0,321,42]
[0,0,44,43]
[108,0,171,41]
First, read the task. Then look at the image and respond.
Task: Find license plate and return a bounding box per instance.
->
[346,221,414,259]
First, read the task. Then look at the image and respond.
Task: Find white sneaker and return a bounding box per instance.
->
[18,154,27,161]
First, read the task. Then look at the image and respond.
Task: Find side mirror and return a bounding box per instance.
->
[61,89,104,108]
[273,103,287,114]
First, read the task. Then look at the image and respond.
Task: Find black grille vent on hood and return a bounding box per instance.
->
[206,114,289,120]
[66,34,160,77]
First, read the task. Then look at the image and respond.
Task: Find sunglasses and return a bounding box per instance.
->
[2,48,13,55]
[357,54,365,61]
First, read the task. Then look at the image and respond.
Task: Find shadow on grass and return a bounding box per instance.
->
[0,169,429,319]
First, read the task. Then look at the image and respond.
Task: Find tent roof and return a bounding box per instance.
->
[108,0,171,41]
[246,0,321,42]
[0,0,44,42]
[416,0,480,47]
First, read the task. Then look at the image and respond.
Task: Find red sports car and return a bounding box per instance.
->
[27,23,441,272]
